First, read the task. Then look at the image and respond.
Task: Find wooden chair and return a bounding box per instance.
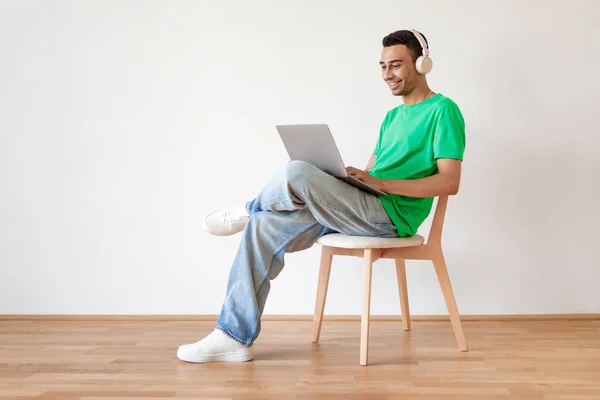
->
[311,195,468,365]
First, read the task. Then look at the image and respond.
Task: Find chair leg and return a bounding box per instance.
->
[360,249,375,366]
[395,258,411,331]
[431,250,468,351]
[312,247,333,343]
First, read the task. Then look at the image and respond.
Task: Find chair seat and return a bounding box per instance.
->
[316,233,425,249]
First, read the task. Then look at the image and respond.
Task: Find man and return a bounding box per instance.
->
[177,29,466,363]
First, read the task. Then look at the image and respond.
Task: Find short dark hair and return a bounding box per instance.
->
[382,30,428,62]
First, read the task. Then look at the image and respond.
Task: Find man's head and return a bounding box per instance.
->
[380,30,430,96]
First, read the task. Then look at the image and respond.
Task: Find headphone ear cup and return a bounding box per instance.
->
[415,56,433,74]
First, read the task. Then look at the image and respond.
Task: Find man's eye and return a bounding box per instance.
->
[392,64,401,68]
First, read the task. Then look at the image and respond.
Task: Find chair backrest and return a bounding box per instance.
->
[426,195,449,247]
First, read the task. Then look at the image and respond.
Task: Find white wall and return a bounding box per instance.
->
[1,0,599,316]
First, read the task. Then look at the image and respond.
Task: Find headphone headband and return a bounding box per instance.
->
[410,29,429,57]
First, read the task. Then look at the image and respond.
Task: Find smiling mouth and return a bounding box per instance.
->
[388,80,402,89]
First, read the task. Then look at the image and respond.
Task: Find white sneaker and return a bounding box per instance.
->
[203,202,250,236]
[177,329,255,363]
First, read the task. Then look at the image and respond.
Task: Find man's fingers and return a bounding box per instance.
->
[346,166,366,182]
[348,170,364,181]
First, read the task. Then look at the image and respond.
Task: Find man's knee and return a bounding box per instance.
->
[284,160,320,186]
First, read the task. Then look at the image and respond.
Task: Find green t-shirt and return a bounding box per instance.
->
[369,93,466,237]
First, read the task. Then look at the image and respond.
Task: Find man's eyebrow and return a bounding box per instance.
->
[379,59,403,64]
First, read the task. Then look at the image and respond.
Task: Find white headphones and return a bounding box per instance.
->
[410,29,433,74]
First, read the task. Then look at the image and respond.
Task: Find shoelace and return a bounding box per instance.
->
[222,207,247,223]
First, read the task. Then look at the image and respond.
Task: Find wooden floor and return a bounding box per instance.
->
[0,319,599,399]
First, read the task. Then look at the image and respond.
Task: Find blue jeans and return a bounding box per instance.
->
[216,161,398,346]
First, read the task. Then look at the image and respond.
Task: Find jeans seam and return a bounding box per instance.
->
[258,179,364,223]
[255,195,300,212]
[247,219,321,343]
[275,171,356,220]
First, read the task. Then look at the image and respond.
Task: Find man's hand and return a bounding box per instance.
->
[346,166,384,191]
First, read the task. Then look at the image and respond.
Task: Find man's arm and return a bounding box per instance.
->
[364,154,376,171]
[379,158,461,197]
[347,158,462,198]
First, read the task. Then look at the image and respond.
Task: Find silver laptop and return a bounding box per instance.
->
[276,124,387,197]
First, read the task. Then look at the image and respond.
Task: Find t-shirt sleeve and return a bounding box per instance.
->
[433,104,466,160]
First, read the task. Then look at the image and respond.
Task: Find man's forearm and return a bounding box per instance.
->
[377,173,459,198]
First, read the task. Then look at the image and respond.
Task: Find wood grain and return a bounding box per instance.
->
[1,319,599,399]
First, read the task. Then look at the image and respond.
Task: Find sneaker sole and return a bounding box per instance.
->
[177,346,255,363]
[202,222,248,236]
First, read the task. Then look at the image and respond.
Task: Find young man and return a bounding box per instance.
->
[177,29,466,363]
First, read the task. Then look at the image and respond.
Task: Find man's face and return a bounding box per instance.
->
[380,45,417,96]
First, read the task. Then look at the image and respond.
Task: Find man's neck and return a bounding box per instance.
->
[402,86,433,106]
